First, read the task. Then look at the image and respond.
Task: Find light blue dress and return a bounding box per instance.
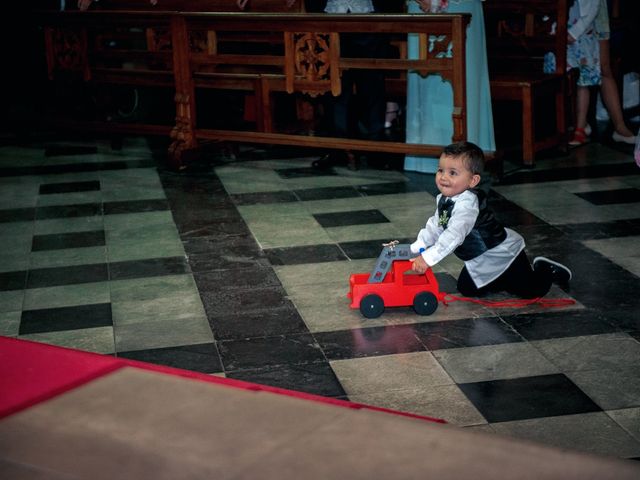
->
[404,0,495,173]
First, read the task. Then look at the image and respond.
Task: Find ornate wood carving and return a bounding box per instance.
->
[46,27,90,80]
[285,32,339,97]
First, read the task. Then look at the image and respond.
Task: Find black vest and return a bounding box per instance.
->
[438,190,507,261]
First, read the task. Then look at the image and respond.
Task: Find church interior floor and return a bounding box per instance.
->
[1,134,639,461]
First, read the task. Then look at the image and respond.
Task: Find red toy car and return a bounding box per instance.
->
[348,246,445,319]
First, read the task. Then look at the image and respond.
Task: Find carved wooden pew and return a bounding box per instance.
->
[35,6,470,169]
[483,0,574,166]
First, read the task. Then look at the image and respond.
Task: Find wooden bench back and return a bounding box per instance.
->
[89,0,305,12]
[483,0,569,76]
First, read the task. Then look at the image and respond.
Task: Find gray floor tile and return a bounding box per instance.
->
[566,367,640,410]
[349,384,487,426]
[23,282,111,310]
[112,290,207,326]
[532,333,640,372]
[20,326,116,354]
[29,246,107,269]
[114,316,214,352]
[109,274,198,302]
[331,351,455,396]
[433,343,560,383]
[0,291,24,313]
[0,310,21,336]
[490,412,640,459]
[607,408,640,442]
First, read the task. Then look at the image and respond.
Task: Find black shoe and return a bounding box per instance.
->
[533,257,572,284]
[311,151,347,169]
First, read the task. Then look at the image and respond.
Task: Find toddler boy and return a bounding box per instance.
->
[410,142,571,298]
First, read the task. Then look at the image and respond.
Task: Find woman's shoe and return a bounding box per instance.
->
[612,131,637,145]
[569,127,589,146]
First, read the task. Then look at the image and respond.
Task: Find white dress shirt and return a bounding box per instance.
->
[325,0,374,13]
[411,190,525,288]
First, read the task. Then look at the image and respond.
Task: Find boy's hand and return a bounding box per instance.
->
[411,255,428,274]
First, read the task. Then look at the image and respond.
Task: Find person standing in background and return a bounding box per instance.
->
[593,0,637,144]
[567,0,601,146]
[404,0,495,174]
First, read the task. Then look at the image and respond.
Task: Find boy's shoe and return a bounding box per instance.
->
[533,257,572,284]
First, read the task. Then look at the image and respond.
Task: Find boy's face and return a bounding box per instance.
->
[435,154,481,198]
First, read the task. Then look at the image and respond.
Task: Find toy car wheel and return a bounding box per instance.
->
[360,294,385,319]
[413,291,438,316]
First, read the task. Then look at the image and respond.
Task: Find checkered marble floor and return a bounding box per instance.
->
[1,137,639,460]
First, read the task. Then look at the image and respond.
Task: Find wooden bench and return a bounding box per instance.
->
[33,4,470,169]
[483,0,573,166]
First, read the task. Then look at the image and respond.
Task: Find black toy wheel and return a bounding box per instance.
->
[360,294,385,319]
[413,291,438,316]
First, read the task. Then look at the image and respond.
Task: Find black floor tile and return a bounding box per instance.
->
[502,310,619,341]
[200,286,293,317]
[176,219,250,238]
[558,220,640,241]
[265,244,348,266]
[339,238,414,260]
[31,230,105,251]
[218,333,326,371]
[0,270,27,291]
[496,161,639,186]
[27,263,109,288]
[0,207,36,223]
[188,252,272,273]
[434,272,459,294]
[35,203,102,220]
[39,180,100,195]
[19,303,112,334]
[313,209,390,228]
[118,342,222,374]
[44,145,98,157]
[597,307,640,332]
[109,256,190,280]
[413,317,523,350]
[314,324,426,360]
[275,167,338,179]
[194,266,282,292]
[182,233,264,256]
[230,190,298,206]
[294,186,361,201]
[209,307,309,340]
[459,374,602,423]
[103,199,169,215]
[226,362,347,397]
[356,181,426,196]
[0,160,156,178]
[574,188,640,205]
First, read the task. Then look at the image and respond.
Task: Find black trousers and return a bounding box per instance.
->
[457,250,553,299]
[332,33,388,140]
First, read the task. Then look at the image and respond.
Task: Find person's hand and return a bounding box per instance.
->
[411,255,429,274]
[237,0,249,10]
[78,0,93,10]
[285,0,297,7]
[150,0,158,5]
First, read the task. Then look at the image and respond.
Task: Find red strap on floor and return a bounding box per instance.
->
[442,294,576,309]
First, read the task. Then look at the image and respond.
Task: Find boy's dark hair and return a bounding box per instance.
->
[442,142,485,174]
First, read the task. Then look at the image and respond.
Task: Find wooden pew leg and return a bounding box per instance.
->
[521,86,535,166]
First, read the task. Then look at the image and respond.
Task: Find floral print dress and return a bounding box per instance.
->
[567,0,601,86]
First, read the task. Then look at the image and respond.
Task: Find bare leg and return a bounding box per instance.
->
[599,39,635,137]
[575,86,590,130]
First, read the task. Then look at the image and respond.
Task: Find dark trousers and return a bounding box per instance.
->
[457,251,552,299]
[332,33,387,140]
